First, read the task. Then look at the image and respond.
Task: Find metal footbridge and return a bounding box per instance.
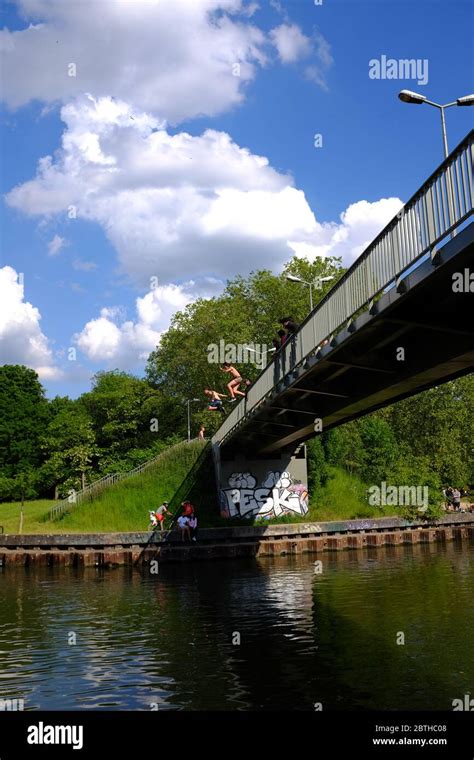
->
[212,131,474,458]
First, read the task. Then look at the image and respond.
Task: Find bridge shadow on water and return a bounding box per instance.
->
[142,541,471,710]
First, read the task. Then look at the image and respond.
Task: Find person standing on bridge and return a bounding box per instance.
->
[279,317,299,336]
[279,317,299,366]
[277,328,288,347]
[220,362,245,402]
[271,329,287,353]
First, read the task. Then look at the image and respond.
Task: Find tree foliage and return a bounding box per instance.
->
[0,254,472,505]
[146,256,344,401]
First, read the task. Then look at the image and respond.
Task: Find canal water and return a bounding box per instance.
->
[0,541,472,711]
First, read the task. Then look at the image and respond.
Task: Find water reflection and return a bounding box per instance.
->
[0,540,472,710]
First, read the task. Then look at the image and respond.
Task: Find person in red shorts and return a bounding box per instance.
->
[155,501,170,531]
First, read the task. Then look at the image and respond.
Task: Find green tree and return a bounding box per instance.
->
[80,370,182,468]
[359,416,399,483]
[145,256,345,408]
[41,407,98,493]
[307,437,329,492]
[324,422,365,475]
[0,365,49,480]
[386,376,474,487]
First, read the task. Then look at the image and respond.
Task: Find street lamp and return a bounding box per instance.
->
[399,90,474,237]
[185,398,200,442]
[286,274,335,311]
[398,90,474,158]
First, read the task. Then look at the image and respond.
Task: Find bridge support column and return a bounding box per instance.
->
[213,444,308,520]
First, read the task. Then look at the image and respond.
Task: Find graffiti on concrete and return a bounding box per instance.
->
[220,471,309,519]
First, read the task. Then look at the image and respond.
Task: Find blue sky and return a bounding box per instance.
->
[1,0,472,398]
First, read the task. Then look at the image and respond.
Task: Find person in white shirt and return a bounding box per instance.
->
[177,514,190,542]
[188,513,198,542]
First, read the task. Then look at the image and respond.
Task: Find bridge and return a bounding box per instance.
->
[212,131,474,520]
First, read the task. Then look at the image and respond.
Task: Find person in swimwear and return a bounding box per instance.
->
[204,387,226,413]
[220,363,245,402]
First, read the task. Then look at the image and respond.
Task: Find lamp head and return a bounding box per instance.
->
[457,94,474,106]
[398,89,427,105]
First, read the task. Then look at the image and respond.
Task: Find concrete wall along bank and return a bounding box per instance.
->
[0,514,473,567]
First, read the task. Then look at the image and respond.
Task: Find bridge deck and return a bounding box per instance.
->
[213,132,473,457]
[234,225,473,455]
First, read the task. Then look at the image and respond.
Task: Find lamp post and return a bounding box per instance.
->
[398,90,474,159]
[286,274,335,312]
[186,398,200,442]
[398,91,474,236]
[286,274,335,352]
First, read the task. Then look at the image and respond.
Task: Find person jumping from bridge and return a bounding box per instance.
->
[204,387,226,414]
[220,362,245,402]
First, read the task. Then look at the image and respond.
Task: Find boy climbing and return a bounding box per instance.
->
[220,362,245,402]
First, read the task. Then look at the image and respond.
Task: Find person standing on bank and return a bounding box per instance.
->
[452,487,461,511]
[188,511,198,542]
[155,502,170,531]
[177,513,191,542]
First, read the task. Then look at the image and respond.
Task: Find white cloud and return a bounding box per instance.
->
[75,283,194,368]
[47,233,68,256]
[288,198,404,263]
[304,31,334,90]
[5,94,403,288]
[270,24,312,63]
[0,266,63,379]
[1,0,270,124]
[314,30,334,70]
[269,25,333,89]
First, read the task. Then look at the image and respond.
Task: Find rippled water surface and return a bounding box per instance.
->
[1,542,473,710]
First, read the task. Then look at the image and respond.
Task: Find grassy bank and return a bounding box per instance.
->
[1,452,440,535]
[0,440,207,534]
[0,500,56,535]
[238,466,395,526]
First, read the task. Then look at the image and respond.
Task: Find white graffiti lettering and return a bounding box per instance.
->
[221,471,308,519]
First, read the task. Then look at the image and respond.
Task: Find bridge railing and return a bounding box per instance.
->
[213,130,474,448]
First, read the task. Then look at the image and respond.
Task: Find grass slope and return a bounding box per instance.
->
[0,449,397,535]
[0,440,207,534]
[245,466,387,526]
